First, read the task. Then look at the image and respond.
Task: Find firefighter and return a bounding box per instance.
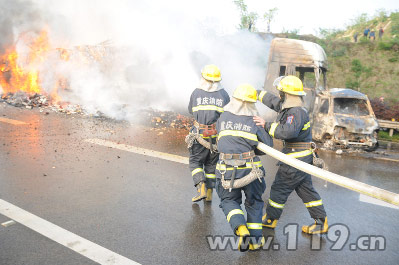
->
[253,75,328,234]
[216,84,273,251]
[187,65,230,202]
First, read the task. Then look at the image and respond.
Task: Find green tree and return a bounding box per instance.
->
[233,0,258,31]
[263,8,278,33]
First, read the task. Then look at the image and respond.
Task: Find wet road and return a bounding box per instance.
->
[1,103,399,265]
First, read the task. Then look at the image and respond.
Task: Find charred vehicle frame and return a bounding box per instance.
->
[262,37,379,149]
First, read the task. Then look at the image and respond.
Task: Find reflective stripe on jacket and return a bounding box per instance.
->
[258,90,313,163]
[216,111,273,180]
[188,88,230,135]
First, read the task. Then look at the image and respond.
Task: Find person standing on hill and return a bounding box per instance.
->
[353,32,358,43]
[379,27,384,39]
[364,28,370,38]
[369,30,376,41]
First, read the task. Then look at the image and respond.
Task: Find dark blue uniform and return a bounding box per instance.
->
[188,88,230,188]
[258,90,327,220]
[216,111,273,242]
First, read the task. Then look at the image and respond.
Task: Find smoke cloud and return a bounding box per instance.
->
[0,0,44,53]
[1,0,271,120]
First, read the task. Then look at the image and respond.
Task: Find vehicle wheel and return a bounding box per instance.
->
[365,142,379,152]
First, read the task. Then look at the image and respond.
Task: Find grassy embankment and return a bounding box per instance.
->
[323,12,399,105]
[277,11,399,140]
[278,11,399,105]
[378,130,399,142]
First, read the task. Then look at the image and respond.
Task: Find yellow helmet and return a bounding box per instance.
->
[233,84,257,102]
[201,64,222,82]
[274,75,306,96]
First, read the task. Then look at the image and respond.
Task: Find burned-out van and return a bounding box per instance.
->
[263,37,379,148]
[312,88,379,148]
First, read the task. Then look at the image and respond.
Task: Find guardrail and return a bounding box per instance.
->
[257,142,399,206]
[378,119,399,137]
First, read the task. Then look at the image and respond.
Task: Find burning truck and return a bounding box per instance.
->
[262,37,379,149]
[0,30,115,111]
[0,29,190,127]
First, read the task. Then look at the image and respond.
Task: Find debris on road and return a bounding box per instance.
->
[1,91,84,115]
[144,109,193,130]
[1,92,194,131]
[1,92,48,108]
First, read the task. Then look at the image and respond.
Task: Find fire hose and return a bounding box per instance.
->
[256,142,399,206]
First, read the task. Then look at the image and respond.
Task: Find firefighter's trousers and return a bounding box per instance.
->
[216,178,266,243]
[189,140,218,188]
[266,163,327,220]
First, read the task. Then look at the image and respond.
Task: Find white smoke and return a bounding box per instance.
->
[6,0,271,120]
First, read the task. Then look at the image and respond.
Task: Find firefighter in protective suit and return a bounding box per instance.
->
[216,84,273,251]
[187,65,230,202]
[253,75,328,234]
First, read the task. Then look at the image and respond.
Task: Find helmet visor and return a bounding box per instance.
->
[273,76,285,87]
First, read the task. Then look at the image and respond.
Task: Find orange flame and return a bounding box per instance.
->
[1,29,109,104]
[0,31,51,95]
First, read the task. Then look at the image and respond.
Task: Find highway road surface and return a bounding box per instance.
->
[1,103,398,265]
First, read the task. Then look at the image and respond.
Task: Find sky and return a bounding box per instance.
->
[245,0,399,35]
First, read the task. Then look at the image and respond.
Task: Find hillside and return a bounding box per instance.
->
[323,11,399,105]
[325,38,399,103]
[276,11,399,106]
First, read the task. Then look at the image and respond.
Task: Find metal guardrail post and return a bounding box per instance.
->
[378,119,399,137]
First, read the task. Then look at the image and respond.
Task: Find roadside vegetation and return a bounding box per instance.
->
[318,10,399,123]
[289,10,399,141]
[378,130,399,142]
[275,10,399,119]
[233,2,399,141]
[233,2,398,109]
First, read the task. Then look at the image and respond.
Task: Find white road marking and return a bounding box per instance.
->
[87,139,399,208]
[1,220,16,227]
[0,199,141,265]
[86,138,189,165]
[359,194,399,209]
[0,117,28,125]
